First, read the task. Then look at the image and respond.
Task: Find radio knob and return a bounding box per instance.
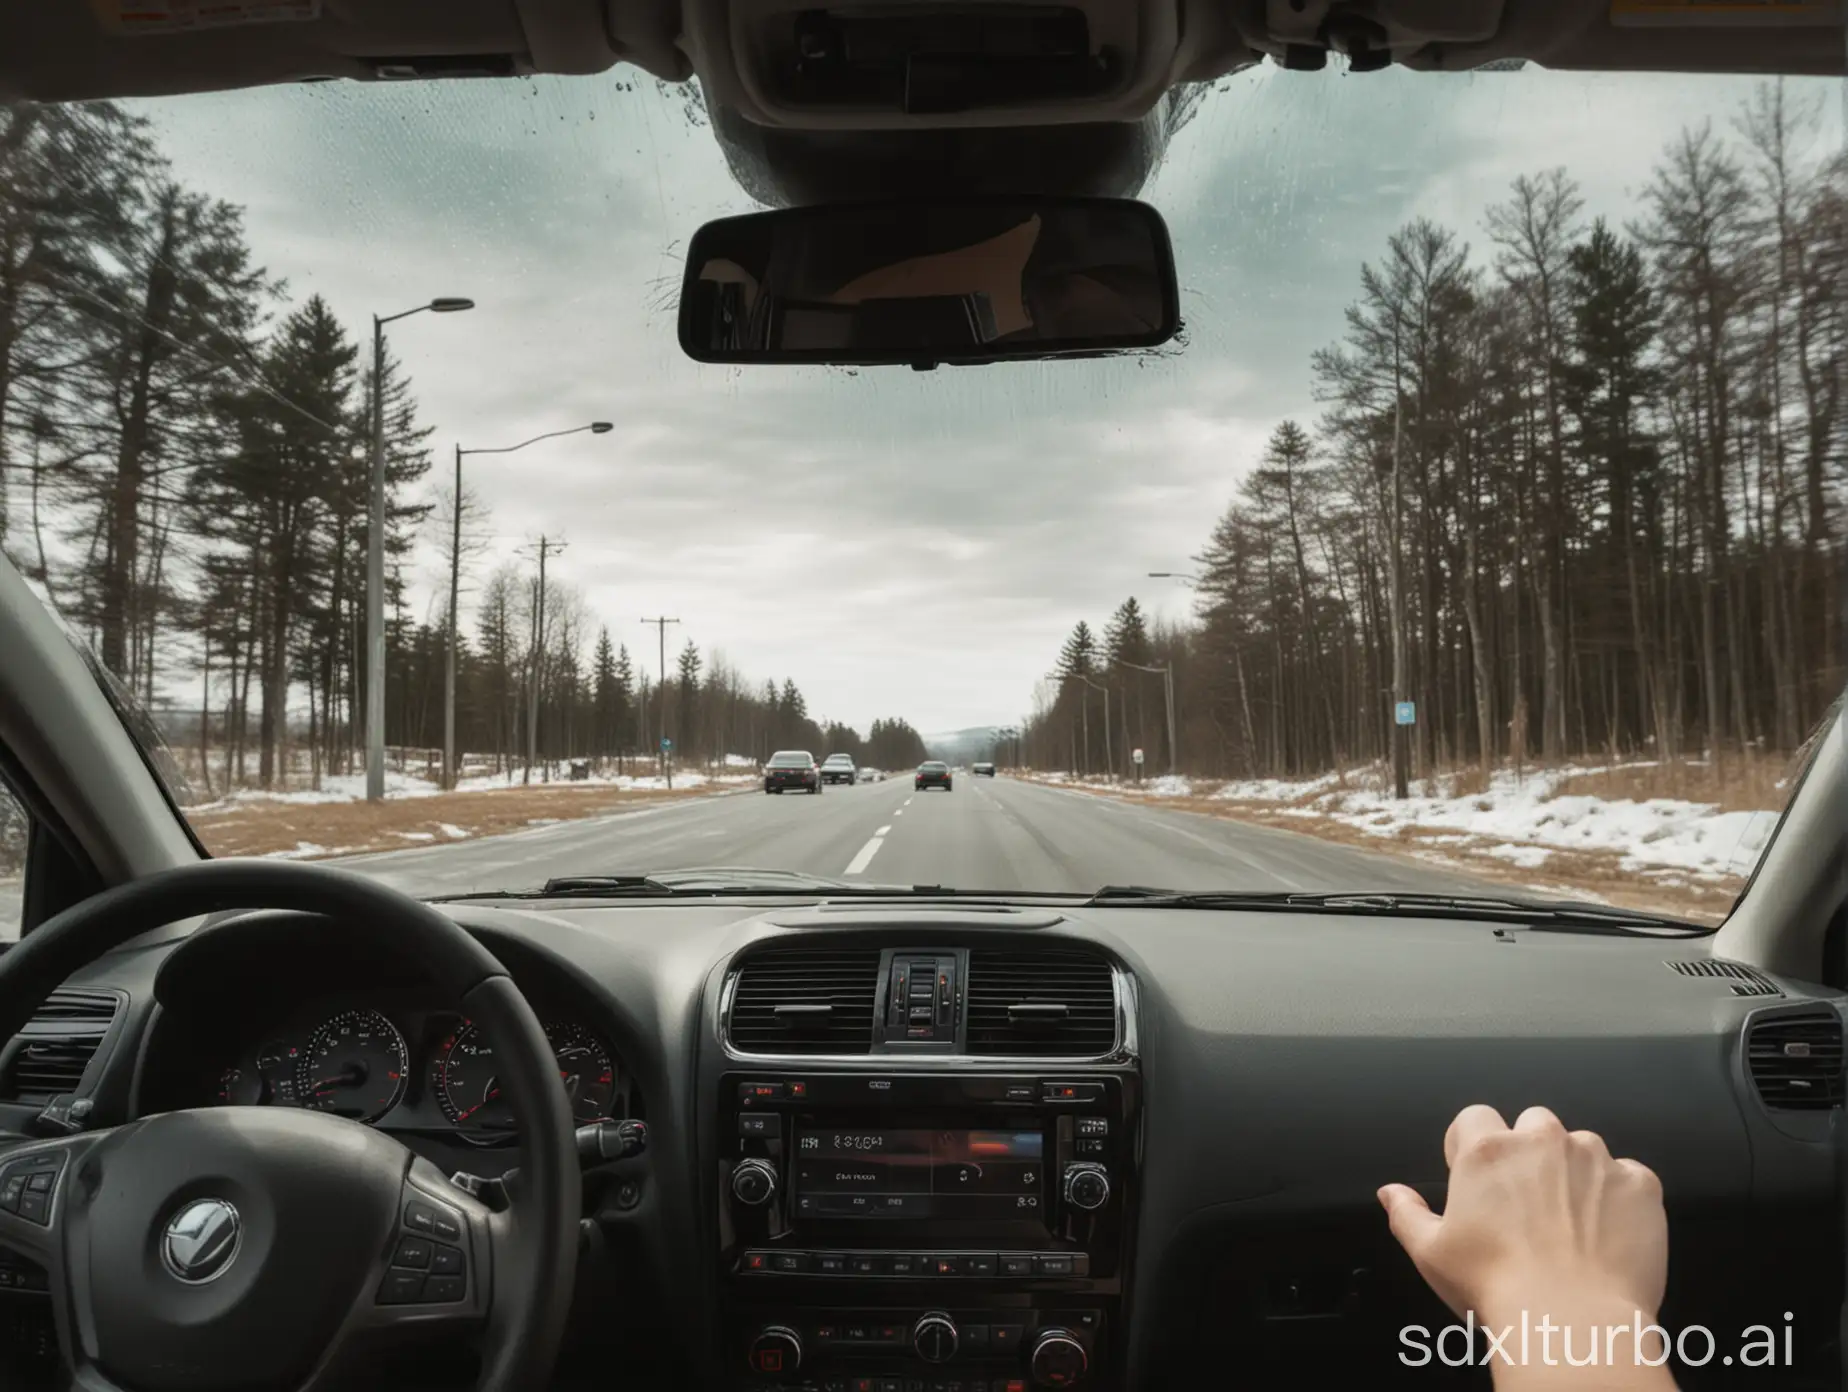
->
[731,1158,777,1207]
[1062,1163,1110,1211]
[912,1311,959,1363]
[1030,1327,1089,1387]
[747,1324,802,1375]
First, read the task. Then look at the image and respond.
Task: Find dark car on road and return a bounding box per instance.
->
[820,753,857,785]
[764,750,821,794]
[915,761,952,792]
[972,761,996,777]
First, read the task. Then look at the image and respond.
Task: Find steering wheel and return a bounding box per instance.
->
[0,860,581,1392]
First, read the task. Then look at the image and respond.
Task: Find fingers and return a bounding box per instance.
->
[1377,1183,1441,1255]
[1514,1105,1566,1137]
[1444,1104,1509,1168]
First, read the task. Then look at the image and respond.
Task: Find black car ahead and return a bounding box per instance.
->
[820,753,858,785]
[764,750,821,794]
[972,761,996,777]
[915,761,952,792]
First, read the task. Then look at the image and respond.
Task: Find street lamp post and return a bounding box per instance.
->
[366,296,473,803]
[444,422,612,790]
[1135,570,1199,778]
[1077,675,1113,779]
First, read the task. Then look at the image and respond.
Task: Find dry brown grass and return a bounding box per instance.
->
[188,784,734,860]
[1547,748,1796,815]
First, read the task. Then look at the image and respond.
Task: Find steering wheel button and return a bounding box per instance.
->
[403,1201,437,1234]
[17,1191,48,1225]
[431,1212,462,1242]
[24,1172,52,1193]
[424,1274,466,1303]
[0,1175,24,1212]
[430,1245,464,1276]
[392,1237,433,1269]
[377,1270,426,1305]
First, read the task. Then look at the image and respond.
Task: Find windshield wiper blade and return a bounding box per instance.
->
[1083,887,1709,935]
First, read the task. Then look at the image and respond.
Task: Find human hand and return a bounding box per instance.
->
[1378,1104,1668,1328]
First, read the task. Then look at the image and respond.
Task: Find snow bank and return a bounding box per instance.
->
[183,763,756,809]
[1208,763,1777,882]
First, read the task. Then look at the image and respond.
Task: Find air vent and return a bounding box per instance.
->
[728,948,881,1055]
[1666,958,1782,997]
[966,948,1116,1057]
[1746,1013,1844,1111]
[0,990,119,1105]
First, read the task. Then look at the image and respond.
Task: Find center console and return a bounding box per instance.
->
[712,941,1138,1392]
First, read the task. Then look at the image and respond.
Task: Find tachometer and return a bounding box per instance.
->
[433,1019,617,1139]
[295,1009,408,1123]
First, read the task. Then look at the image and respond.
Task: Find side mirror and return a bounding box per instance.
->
[678,197,1180,368]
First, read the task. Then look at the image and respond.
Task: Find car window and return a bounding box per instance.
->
[6,68,1838,925]
[0,781,26,943]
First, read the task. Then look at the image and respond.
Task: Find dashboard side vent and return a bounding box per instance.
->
[1666,958,1782,997]
[1746,1013,1844,1111]
[728,948,881,1055]
[965,948,1117,1057]
[0,990,120,1105]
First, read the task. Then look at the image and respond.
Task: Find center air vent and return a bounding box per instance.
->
[728,948,881,1055]
[1746,1012,1844,1111]
[0,990,120,1105]
[1666,958,1782,997]
[966,948,1117,1057]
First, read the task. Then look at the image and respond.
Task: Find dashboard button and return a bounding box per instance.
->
[786,1080,809,1098]
[1075,1138,1105,1156]
[392,1238,433,1269]
[999,1255,1033,1277]
[814,1324,839,1346]
[989,1325,1024,1354]
[1003,1084,1036,1102]
[850,1255,888,1276]
[377,1270,425,1305]
[929,1255,961,1277]
[424,1275,465,1303]
[965,1253,997,1277]
[431,1245,464,1276]
[816,1252,848,1275]
[1076,1117,1108,1137]
[1041,1082,1102,1103]
[888,1253,920,1276]
[770,1251,809,1273]
[1035,1254,1074,1276]
[739,1113,775,1136]
[992,1380,1027,1392]
[739,1081,784,1104]
[742,1251,769,1272]
[962,1325,990,1352]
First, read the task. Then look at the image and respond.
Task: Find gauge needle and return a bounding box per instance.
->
[456,1083,502,1122]
[312,1064,365,1094]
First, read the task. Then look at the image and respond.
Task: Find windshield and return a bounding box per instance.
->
[3,66,1840,928]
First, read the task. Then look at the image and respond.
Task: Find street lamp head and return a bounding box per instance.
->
[590,421,614,434]
[429,297,475,313]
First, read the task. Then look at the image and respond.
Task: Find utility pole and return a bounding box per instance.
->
[444,442,462,791]
[520,537,565,786]
[1389,389,1410,800]
[640,616,680,788]
[1118,659,1177,775]
[1080,676,1113,780]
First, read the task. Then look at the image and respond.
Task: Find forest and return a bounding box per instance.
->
[0,101,919,799]
[1021,84,1844,791]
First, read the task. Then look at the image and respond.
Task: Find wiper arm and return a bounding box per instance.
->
[1084,887,1710,936]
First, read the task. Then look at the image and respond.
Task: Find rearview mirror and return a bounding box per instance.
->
[677,197,1180,367]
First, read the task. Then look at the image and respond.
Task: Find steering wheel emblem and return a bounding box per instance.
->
[161,1198,242,1284]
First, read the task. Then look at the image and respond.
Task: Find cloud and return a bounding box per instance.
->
[120,64,1841,732]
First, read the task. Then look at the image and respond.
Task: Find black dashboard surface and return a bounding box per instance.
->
[8,898,1844,1389]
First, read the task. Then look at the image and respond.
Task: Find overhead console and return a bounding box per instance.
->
[708,938,1137,1390]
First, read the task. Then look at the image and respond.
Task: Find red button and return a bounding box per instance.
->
[754,1351,782,1373]
[744,1253,766,1271]
[999,1381,1026,1392]
[788,1081,808,1098]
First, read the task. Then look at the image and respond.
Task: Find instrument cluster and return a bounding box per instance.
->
[212,1003,621,1143]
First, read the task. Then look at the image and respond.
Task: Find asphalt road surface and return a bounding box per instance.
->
[326,774,1502,900]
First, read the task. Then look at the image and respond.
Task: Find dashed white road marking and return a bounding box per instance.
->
[844,831,887,876]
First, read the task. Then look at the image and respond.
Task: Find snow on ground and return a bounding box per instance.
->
[183,763,756,810]
[1036,762,1779,883]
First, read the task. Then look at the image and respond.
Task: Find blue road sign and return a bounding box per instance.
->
[1394,701,1416,726]
[660,737,673,751]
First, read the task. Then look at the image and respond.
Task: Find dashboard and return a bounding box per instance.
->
[0,898,1841,1392]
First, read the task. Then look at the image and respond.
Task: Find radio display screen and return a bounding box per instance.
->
[793,1129,1045,1220]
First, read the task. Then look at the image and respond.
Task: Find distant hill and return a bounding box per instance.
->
[924,727,1006,766]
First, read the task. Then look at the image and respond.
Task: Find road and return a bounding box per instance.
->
[325,774,1502,900]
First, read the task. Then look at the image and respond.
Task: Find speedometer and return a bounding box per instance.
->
[433,1019,617,1139]
[295,1009,409,1123]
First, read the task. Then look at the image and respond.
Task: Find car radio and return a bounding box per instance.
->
[718,1070,1134,1389]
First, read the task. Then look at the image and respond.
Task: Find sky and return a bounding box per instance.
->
[124,64,1842,735]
